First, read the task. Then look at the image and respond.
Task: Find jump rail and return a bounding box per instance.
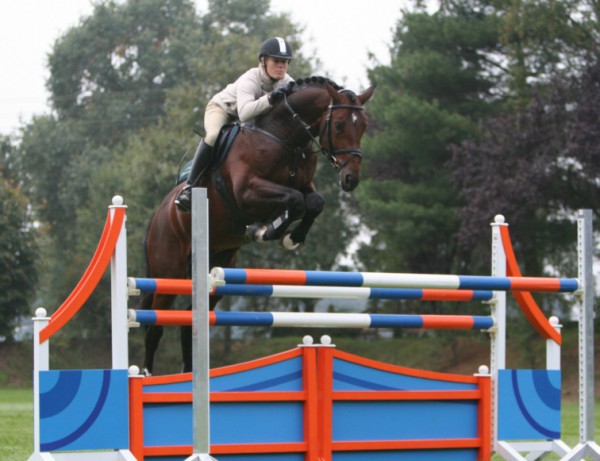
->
[128,277,494,301]
[209,267,580,292]
[128,309,495,330]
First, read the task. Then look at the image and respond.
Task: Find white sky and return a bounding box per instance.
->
[0,0,425,136]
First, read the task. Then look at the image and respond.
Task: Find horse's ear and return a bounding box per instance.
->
[326,83,341,104]
[358,85,376,105]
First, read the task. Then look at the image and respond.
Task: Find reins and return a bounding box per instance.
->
[281,94,329,161]
[243,88,366,174]
[282,91,366,170]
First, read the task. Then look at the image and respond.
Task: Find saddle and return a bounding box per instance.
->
[178,123,241,184]
[176,122,257,227]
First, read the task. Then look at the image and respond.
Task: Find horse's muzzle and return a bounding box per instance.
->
[339,170,360,191]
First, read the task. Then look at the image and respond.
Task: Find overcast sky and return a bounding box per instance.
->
[0,0,427,136]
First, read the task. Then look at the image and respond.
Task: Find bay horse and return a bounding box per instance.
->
[141,76,375,374]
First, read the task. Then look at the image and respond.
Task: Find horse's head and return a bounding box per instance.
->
[316,85,375,191]
[261,77,375,191]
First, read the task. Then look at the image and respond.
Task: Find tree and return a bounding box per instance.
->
[445,0,600,276]
[356,0,600,279]
[13,0,335,337]
[450,61,600,279]
[0,137,38,339]
[47,0,199,141]
[16,0,202,285]
[343,0,600,338]
[355,6,499,276]
[494,0,600,105]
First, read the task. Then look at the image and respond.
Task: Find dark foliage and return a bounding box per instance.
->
[451,61,600,273]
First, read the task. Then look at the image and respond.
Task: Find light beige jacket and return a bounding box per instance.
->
[211,65,293,123]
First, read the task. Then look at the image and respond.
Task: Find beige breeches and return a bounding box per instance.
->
[204,101,234,146]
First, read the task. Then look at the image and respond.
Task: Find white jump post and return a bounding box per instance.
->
[186,188,217,461]
[561,209,600,460]
[29,308,50,461]
[110,196,129,369]
[490,215,507,456]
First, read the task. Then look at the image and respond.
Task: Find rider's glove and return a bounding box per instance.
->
[268,87,289,105]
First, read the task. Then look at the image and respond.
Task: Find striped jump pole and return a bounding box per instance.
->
[128,277,493,302]
[128,309,495,330]
[213,284,493,301]
[128,277,192,295]
[209,267,580,293]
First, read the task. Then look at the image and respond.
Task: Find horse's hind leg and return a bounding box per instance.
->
[178,248,239,372]
[180,283,224,373]
[141,292,177,375]
[180,306,192,373]
[143,325,163,376]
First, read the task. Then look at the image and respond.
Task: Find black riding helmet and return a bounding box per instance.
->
[258,37,293,61]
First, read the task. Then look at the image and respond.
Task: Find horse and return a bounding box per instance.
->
[140,76,375,374]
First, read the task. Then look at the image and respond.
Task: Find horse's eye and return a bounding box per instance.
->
[334,121,344,132]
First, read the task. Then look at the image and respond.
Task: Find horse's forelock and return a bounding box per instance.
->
[340,89,358,103]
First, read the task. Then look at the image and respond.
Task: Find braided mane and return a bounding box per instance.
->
[287,76,344,92]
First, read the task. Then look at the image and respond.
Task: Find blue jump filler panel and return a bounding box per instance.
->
[331,356,482,461]
[128,347,493,460]
[143,354,306,461]
[498,369,561,440]
[39,369,130,452]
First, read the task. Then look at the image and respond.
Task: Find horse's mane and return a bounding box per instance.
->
[284,76,364,105]
[256,76,348,128]
[287,76,344,93]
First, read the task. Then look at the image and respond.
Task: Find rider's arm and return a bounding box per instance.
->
[236,74,271,123]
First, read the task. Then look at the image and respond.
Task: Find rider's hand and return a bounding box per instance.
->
[268,87,289,105]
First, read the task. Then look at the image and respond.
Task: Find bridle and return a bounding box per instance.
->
[282,90,365,169]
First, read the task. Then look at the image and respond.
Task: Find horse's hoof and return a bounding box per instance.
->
[246,224,267,242]
[255,226,267,242]
[142,368,152,377]
[281,233,300,250]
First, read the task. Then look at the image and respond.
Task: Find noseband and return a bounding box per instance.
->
[283,91,365,169]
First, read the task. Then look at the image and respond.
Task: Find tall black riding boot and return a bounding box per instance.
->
[175,141,213,212]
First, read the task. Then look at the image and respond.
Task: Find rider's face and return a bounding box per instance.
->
[263,56,289,80]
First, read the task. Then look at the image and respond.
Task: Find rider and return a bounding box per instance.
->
[175,37,295,212]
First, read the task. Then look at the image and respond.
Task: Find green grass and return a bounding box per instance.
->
[3,388,599,461]
[0,388,32,461]
[490,402,600,460]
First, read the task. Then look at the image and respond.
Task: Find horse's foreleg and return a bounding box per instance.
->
[241,180,305,243]
[282,189,325,249]
[247,208,294,243]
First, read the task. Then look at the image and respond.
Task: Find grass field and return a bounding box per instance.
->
[0,388,31,461]
[3,387,598,461]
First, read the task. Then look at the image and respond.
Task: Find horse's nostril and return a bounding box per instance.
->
[341,172,359,191]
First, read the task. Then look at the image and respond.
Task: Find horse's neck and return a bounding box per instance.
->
[256,86,329,140]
